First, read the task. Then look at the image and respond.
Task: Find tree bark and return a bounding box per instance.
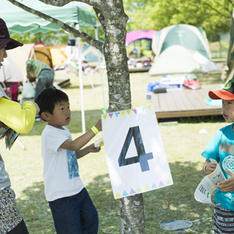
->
[120,194,145,234]
[99,2,145,233]
[101,1,131,112]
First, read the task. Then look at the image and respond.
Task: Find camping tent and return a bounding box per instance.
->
[152,24,211,59]
[1,0,97,133]
[149,24,221,75]
[1,0,96,34]
[126,30,157,46]
[1,0,97,72]
[63,43,104,64]
[28,42,104,68]
[28,42,54,68]
[82,44,104,63]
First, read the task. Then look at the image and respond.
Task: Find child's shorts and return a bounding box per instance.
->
[214,205,234,233]
[0,187,22,234]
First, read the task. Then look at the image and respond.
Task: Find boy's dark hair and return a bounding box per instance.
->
[35,88,69,121]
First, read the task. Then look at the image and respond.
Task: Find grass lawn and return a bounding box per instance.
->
[2,71,225,233]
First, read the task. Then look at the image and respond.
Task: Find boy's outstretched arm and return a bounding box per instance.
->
[203,159,216,175]
[60,118,102,152]
[76,143,101,159]
[216,171,234,192]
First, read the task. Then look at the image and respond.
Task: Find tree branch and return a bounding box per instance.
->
[94,7,106,32]
[204,2,229,18]
[7,0,104,52]
[223,5,231,13]
[38,0,102,10]
[226,0,234,8]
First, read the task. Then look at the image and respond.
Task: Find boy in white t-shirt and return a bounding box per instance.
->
[35,88,102,234]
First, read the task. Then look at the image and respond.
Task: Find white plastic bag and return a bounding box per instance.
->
[22,81,35,99]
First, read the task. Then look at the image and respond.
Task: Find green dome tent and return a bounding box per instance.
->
[153,24,211,59]
[149,24,221,76]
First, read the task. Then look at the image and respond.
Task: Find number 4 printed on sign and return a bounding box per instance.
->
[103,105,173,199]
[118,126,154,172]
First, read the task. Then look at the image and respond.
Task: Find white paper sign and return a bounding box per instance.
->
[102,104,173,199]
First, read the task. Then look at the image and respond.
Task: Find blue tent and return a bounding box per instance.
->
[82,44,104,63]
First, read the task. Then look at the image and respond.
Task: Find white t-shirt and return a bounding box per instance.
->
[41,125,84,202]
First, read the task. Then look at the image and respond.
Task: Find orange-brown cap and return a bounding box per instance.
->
[209,78,234,100]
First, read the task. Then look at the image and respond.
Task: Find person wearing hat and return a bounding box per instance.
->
[0,18,39,234]
[201,78,234,233]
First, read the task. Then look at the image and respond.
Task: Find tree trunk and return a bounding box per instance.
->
[120,194,145,234]
[103,16,131,112]
[102,3,145,233]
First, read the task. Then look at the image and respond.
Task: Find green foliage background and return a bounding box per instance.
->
[10,0,234,45]
[124,0,233,41]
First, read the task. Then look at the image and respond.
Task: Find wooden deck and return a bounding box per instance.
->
[54,78,70,87]
[151,88,222,119]
[129,67,151,73]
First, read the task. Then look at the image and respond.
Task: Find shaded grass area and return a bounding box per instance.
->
[11,150,216,234]
[4,120,226,233]
[2,71,225,233]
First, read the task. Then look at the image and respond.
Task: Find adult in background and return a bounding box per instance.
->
[26,59,54,99]
[0,18,39,234]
